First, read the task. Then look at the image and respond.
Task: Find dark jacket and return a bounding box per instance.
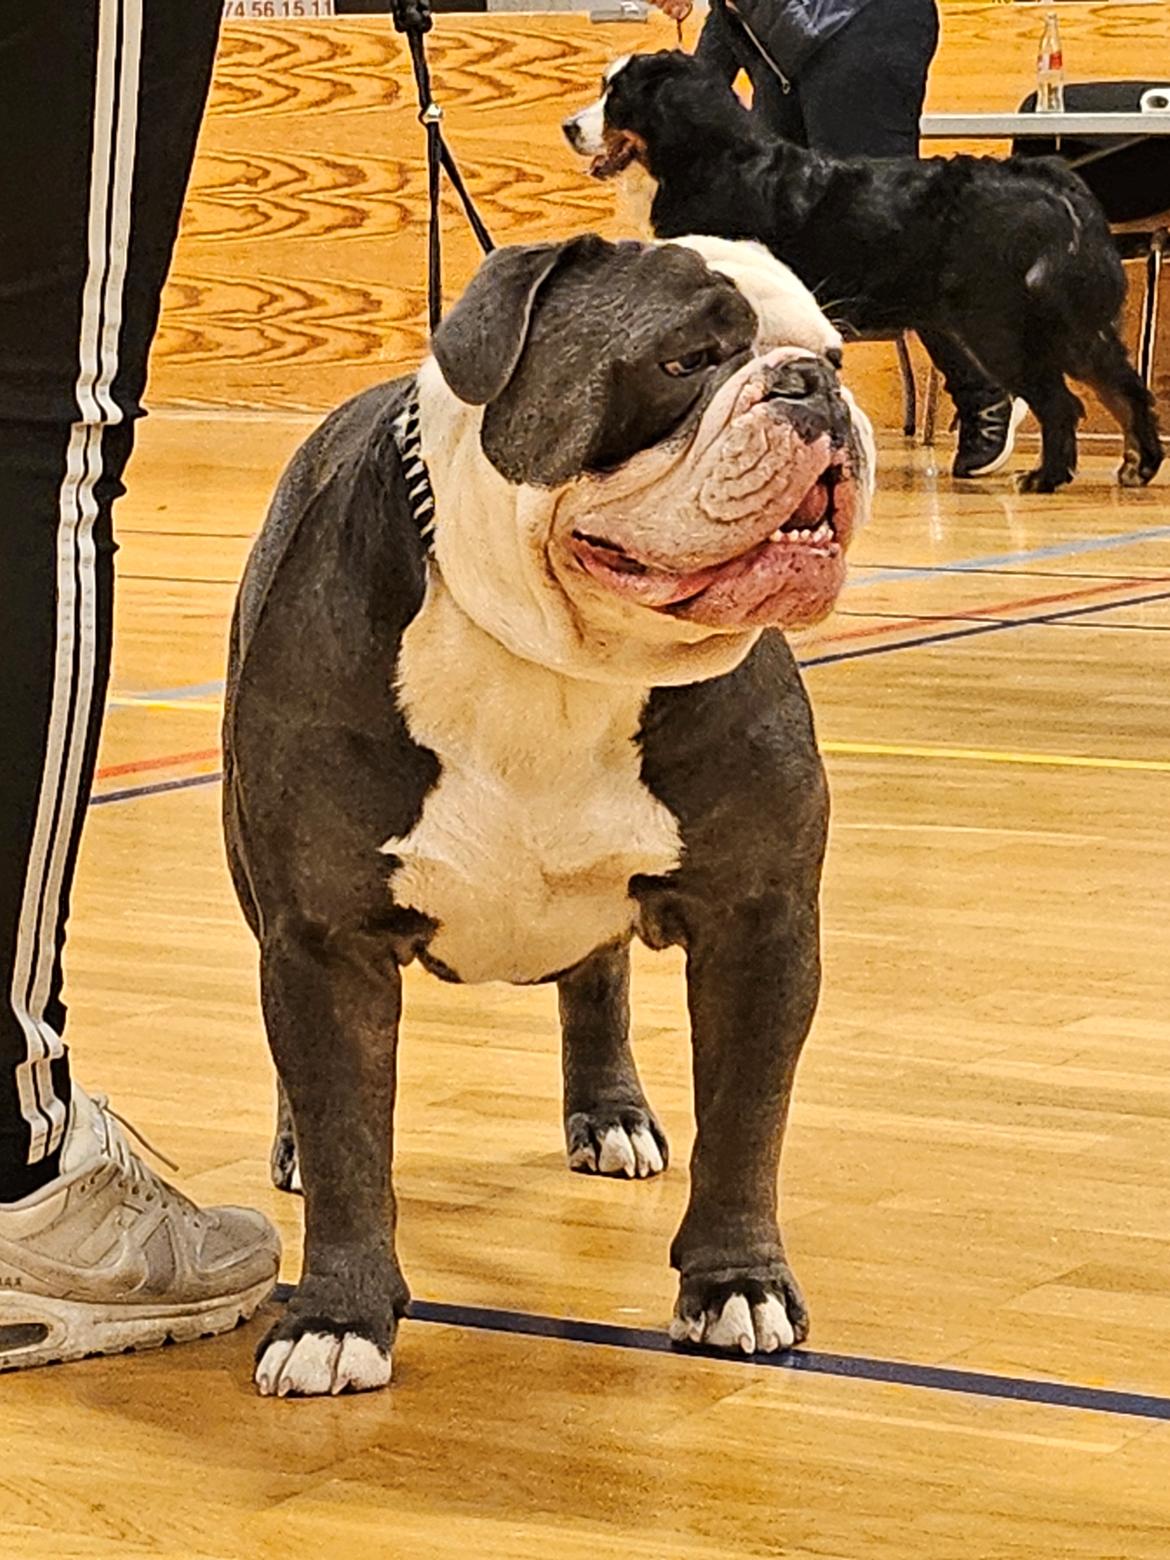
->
[697,0,878,83]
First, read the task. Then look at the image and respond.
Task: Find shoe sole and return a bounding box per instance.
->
[0,1275,276,1373]
[960,398,1029,478]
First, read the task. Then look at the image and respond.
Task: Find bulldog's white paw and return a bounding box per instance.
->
[566,1110,667,1179]
[670,1291,797,1355]
[255,1330,392,1398]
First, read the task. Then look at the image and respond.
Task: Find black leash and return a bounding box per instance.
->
[391,0,494,333]
[387,2,683,548]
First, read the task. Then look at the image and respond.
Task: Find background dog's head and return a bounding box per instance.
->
[417,234,873,684]
[564,51,746,182]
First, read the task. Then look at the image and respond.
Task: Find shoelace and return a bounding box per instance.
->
[975,399,1013,426]
[90,1093,181,1174]
[950,398,1013,436]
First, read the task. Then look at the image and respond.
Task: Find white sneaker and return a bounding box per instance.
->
[0,1087,279,1372]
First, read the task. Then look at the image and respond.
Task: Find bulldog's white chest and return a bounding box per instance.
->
[383,576,682,984]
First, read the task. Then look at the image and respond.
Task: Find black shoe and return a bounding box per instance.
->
[952,397,1027,478]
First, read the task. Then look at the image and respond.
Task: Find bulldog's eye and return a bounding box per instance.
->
[661,349,713,378]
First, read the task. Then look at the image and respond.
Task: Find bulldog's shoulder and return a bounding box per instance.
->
[633,635,827,906]
[234,375,427,668]
[641,634,823,813]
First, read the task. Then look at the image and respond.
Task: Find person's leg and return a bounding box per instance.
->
[797,0,939,159]
[797,0,1020,473]
[0,0,223,1198]
[919,329,1027,477]
[0,0,278,1369]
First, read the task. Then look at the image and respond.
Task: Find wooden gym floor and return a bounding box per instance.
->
[4,419,1170,1558]
[7,6,1170,1554]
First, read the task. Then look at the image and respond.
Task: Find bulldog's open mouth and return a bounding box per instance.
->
[569,459,854,630]
[589,131,645,181]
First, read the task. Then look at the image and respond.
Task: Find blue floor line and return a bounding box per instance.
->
[801,585,1170,669]
[90,771,223,807]
[91,585,1170,808]
[268,1283,1170,1423]
[119,523,1170,706]
[123,677,227,702]
[849,523,1170,587]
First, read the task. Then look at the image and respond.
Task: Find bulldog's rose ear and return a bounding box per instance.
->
[431,242,576,405]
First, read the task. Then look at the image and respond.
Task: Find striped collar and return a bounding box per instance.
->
[390,386,436,551]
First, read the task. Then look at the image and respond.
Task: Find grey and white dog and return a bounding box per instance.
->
[224,233,875,1397]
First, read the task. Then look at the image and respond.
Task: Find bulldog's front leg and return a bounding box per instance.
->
[669,892,819,1354]
[559,943,668,1179]
[253,917,409,1397]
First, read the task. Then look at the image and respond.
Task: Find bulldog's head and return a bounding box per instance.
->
[417,234,874,685]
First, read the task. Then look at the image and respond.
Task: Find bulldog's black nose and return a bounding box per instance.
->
[564,119,584,151]
[762,356,839,403]
[762,355,850,444]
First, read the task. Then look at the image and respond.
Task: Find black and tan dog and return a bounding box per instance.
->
[224,234,874,1396]
[565,51,1163,494]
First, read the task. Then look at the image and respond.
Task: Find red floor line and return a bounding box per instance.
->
[94,746,221,781]
[101,574,1170,782]
[816,571,1170,647]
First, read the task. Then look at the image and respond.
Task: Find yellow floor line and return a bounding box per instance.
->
[109,697,223,712]
[821,740,1170,773]
[105,705,1168,777]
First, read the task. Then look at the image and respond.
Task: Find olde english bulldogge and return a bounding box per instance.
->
[224,233,875,1397]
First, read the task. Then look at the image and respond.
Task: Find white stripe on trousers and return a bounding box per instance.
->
[10,0,144,1161]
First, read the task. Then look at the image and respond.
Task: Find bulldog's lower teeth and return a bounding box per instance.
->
[769,523,836,547]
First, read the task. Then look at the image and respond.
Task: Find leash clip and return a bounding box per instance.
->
[420,100,444,125]
[391,0,434,36]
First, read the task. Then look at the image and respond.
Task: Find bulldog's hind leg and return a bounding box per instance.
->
[253,917,409,1398]
[559,943,668,1179]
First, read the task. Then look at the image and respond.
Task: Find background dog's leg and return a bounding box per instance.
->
[253,921,409,1398]
[559,942,668,1179]
[1014,367,1083,493]
[1071,330,1164,488]
[269,1076,301,1194]
[946,318,1083,493]
[668,889,820,1356]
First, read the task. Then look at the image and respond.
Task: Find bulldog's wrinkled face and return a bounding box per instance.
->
[475,239,759,490]
[561,345,859,630]
[422,235,872,675]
